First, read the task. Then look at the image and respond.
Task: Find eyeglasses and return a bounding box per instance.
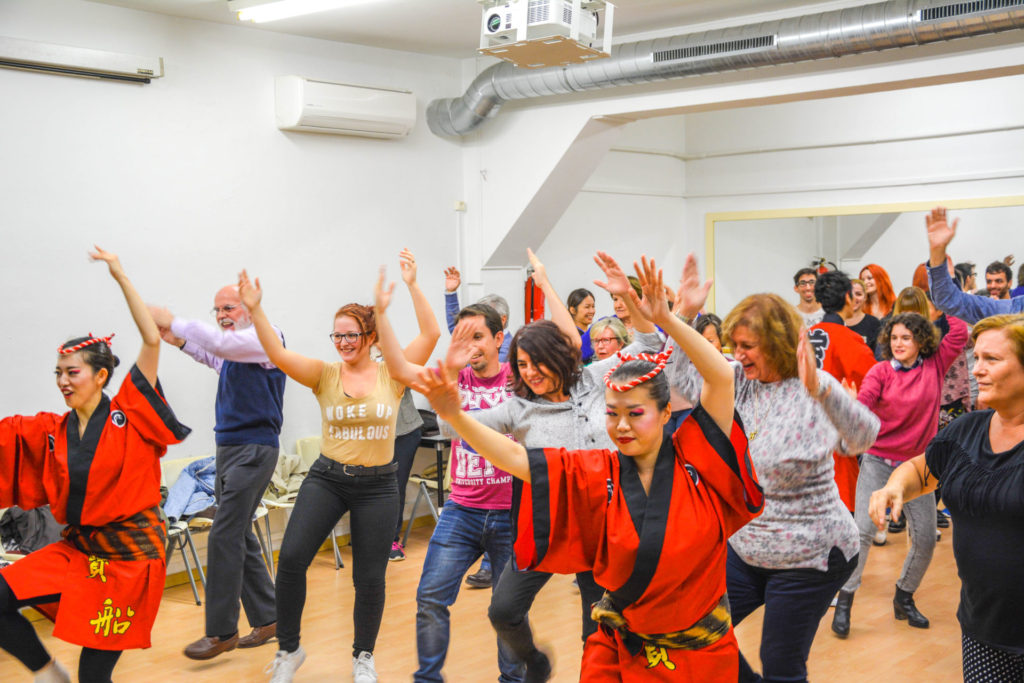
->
[329,332,364,344]
[797,280,816,288]
[593,337,622,346]
[211,305,240,315]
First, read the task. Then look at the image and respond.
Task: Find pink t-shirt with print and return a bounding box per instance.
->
[449,363,515,510]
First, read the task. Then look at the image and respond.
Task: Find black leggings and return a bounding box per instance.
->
[0,575,123,682]
[392,427,422,542]
[275,456,398,654]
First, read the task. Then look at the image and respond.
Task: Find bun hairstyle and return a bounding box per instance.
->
[334,303,377,347]
[604,348,673,411]
[59,334,120,387]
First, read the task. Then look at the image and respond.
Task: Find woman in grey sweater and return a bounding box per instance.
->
[666,257,879,683]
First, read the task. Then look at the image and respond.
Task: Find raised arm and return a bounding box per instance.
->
[90,247,160,387]
[238,269,323,388]
[593,251,655,334]
[868,454,938,529]
[926,207,1017,323]
[412,362,530,482]
[527,248,580,349]
[398,249,441,366]
[443,266,461,333]
[633,256,734,434]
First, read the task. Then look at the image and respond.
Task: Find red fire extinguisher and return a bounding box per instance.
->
[524,267,545,323]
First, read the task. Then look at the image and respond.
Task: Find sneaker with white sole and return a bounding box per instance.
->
[873,528,887,546]
[388,541,405,562]
[264,646,306,682]
[353,650,377,683]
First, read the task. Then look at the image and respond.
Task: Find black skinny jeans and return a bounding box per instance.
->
[275,455,399,654]
[488,562,605,660]
[0,576,122,682]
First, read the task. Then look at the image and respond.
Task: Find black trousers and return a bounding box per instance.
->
[488,562,604,660]
[392,427,422,542]
[204,443,278,637]
[0,575,122,682]
[275,456,398,654]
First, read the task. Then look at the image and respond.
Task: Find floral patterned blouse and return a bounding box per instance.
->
[667,344,880,571]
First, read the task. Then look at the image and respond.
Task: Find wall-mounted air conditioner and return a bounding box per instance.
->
[0,36,163,83]
[274,76,416,139]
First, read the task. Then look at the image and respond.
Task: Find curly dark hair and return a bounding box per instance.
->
[877,312,940,361]
[508,320,581,399]
[813,271,852,315]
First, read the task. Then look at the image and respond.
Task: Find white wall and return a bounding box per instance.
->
[0,0,463,461]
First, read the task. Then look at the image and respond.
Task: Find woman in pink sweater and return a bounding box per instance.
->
[831,310,967,637]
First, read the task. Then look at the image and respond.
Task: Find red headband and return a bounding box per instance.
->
[58,333,115,355]
[603,346,673,392]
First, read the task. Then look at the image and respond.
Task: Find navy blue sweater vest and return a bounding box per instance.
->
[214,360,286,447]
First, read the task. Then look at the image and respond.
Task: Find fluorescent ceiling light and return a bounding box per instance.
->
[235,0,385,24]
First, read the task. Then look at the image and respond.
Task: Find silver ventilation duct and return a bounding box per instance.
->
[427,0,1024,137]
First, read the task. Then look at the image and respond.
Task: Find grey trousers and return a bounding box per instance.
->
[842,454,936,594]
[205,443,278,637]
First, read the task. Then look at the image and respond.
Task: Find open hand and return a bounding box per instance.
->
[797,329,821,398]
[411,361,462,421]
[375,266,396,313]
[869,483,903,531]
[237,269,263,309]
[400,248,417,286]
[443,266,461,293]
[632,256,670,325]
[925,207,958,262]
[592,251,631,297]
[676,254,713,319]
[446,319,476,370]
[89,245,125,279]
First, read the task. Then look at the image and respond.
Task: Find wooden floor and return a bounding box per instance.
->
[5,524,964,681]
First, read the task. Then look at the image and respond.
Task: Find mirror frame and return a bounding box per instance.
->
[704,195,1024,313]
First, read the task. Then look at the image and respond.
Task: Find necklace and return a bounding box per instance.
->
[747,382,779,441]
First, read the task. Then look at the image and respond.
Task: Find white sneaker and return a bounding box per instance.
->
[353,651,377,683]
[873,528,887,546]
[264,646,306,682]
[35,659,71,683]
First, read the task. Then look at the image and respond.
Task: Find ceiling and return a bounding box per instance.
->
[87,0,850,58]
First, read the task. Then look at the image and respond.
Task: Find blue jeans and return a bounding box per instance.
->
[728,545,857,683]
[415,501,522,683]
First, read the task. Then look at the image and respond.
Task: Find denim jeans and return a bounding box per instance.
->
[842,454,936,594]
[276,456,398,654]
[728,545,857,683]
[415,501,522,683]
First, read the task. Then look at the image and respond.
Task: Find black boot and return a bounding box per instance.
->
[832,591,854,638]
[523,648,552,683]
[893,586,929,628]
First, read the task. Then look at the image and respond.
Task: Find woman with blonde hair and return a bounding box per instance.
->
[667,256,879,683]
[870,314,1024,680]
[588,316,632,362]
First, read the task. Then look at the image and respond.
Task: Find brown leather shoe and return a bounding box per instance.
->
[237,623,277,648]
[183,633,239,660]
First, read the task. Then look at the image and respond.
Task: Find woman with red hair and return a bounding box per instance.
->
[860,264,896,320]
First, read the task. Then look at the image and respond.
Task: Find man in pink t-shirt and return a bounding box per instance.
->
[414,303,523,682]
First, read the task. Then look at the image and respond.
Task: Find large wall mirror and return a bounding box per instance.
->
[705,196,1024,316]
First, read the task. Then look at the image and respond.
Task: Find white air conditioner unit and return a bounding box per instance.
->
[0,36,163,83]
[274,76,415,139]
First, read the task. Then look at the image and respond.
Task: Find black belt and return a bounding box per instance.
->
[317,455,398,477]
